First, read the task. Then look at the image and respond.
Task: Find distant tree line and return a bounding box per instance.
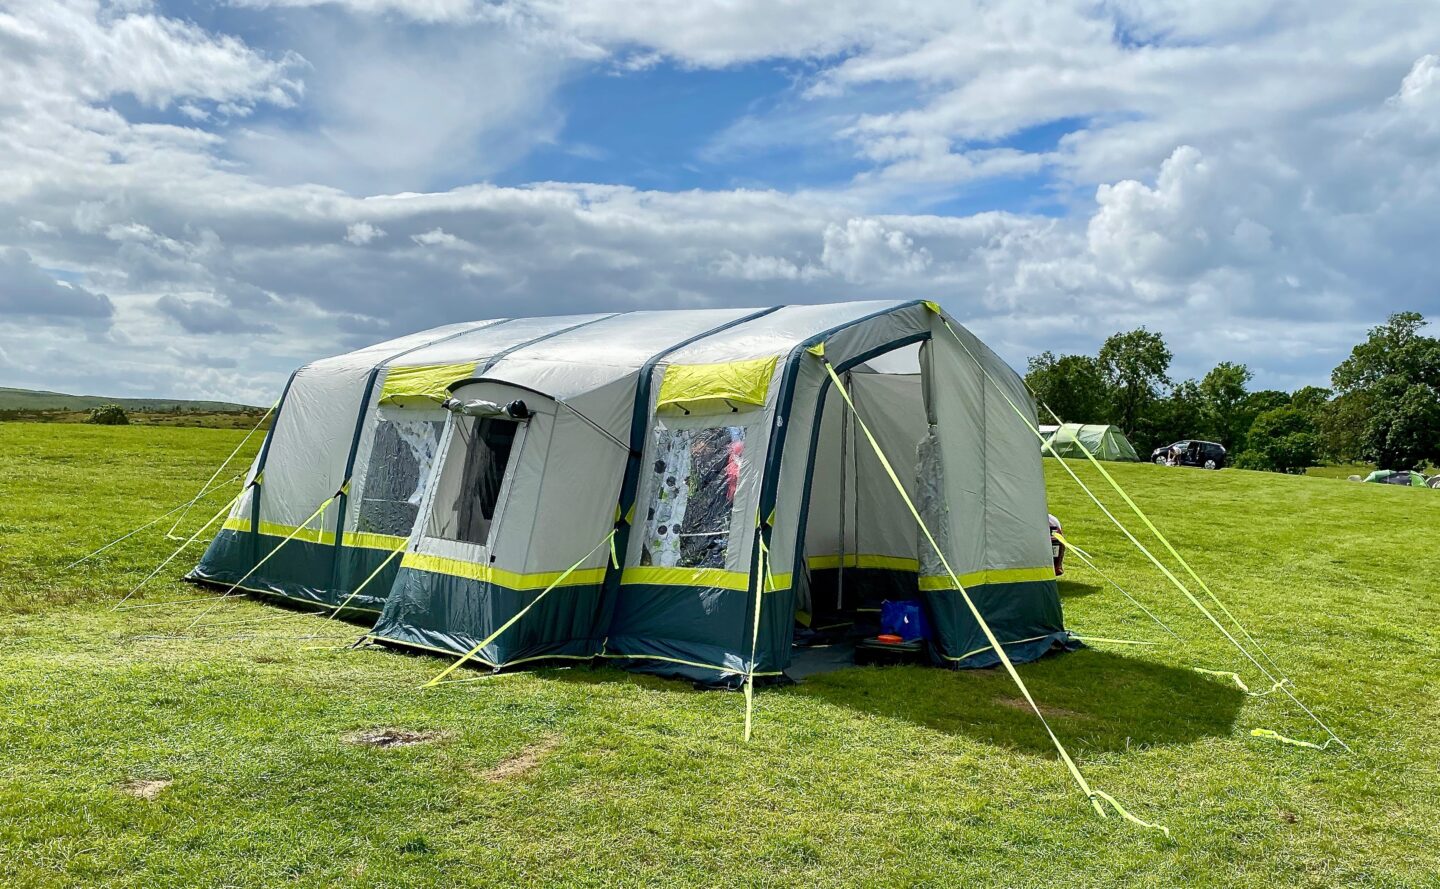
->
[1024,312,1440,474]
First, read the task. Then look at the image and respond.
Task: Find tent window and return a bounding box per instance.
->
[357,415,446,537]
[640,425,746,570]
[431,416,519,545]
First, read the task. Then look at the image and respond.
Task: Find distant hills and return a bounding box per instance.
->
[0,386,261,413]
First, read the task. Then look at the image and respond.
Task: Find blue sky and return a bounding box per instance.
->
[1,0,1438,403]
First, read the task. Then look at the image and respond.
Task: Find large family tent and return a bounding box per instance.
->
[190,301,1072,684]
[1041,423,1140,462]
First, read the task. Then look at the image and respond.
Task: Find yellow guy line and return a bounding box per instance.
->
[68,471,245,571]
[421,530,616,688]
[111,489,246,611]
[185,491,339,631]
[822,359,1168,836]
[743,536,774,742]
[165,403,274,538]
[937,319,1350,754]
[1053,532,1181,643]
[325,544,408,621]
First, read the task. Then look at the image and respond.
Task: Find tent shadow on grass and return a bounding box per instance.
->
[783,648,1247,755]
[1057,579,1102,598]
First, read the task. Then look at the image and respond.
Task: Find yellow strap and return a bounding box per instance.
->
[111,489,246,611]
[186,492,338,631]
[1194,668,1251,693]
[1250,728,1336,751]
[1092,789,1171,838]
[1194,668,1290,698]
[610,535,620,570]
[744,536,771,741]
[422,531,616,688]
[937,320,1350,754]
[822,360,1164,834]
[325,543,407,621]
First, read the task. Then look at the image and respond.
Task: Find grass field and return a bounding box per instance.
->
[2,423,1438,887]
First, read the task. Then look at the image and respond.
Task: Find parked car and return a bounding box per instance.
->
[1150,439,1227,470]
[1048,514,1065,575]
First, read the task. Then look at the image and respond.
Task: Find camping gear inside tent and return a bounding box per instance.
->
[189,300,1073,685]
[1363,469,1428,487]
[1041,423,1140,462]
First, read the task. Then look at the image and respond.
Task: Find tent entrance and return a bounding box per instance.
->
[793,347,931,654]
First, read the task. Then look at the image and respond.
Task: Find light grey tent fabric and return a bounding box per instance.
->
[193,300,1072,681]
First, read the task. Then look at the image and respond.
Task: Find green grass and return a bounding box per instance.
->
[2,423,1438,887]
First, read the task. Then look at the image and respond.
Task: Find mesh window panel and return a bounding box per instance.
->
[641,426,746,569]
[357,416,446,537]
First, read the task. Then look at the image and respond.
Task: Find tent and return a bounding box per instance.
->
[1363,469,1428,487]
[1040,423,1140,462]
[190,300,1072,685]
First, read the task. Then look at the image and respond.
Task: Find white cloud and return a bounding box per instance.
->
[344,221,385,244]
[410,227,467,249]
[1,0,1438,405]
[821,218,931,283]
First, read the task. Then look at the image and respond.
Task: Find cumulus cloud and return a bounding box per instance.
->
[0,247,113,320]
[344,222,385,244]
[1,0,1438,403]
[155,294,278,335]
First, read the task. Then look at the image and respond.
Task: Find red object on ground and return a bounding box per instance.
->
[875,634,904,644]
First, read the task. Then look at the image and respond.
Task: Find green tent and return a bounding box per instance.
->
[1040,423,1140,462]
[190,301,1072,686]
[1363,469,1428,487]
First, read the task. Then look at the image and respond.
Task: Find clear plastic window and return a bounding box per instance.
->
[641,426,746,569]
[356,415,446,537]
[428,416,519,545]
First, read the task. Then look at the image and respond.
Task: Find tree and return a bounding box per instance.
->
[1290,385,1332,417]
[1024,351,1109,423]
[87,404,129,426]
[1199,362,1252,449]
[1317,393,1369,463]
[1098,328,1172,440]
[1330,312,1440,469]
[1142,379,1208,453]
[1235,406,1320,473]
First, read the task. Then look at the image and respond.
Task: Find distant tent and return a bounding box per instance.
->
[1363,469,1428,487]
[1041,423,1140,462]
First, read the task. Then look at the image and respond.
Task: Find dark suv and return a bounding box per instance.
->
[1151,440,1227,470]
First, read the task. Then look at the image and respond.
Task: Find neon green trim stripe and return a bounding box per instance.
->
[806,553,919,572]
[221,518,406,553]
[344,530,409,551]
[918,566,1056,591]
[402,551,607,589]
[379,362,478,403]
[656,355,778,411]
[620,566,750,591]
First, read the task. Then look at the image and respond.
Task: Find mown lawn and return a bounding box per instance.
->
[1,422,1437,887]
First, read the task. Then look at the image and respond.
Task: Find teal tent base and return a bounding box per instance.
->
[941,630,1081,670]
[188,529,390,614]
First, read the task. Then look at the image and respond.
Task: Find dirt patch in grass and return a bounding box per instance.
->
[482,735,561,782]
[344,728,449,749]
[118,778,172,800]
[997,697,1087,720]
